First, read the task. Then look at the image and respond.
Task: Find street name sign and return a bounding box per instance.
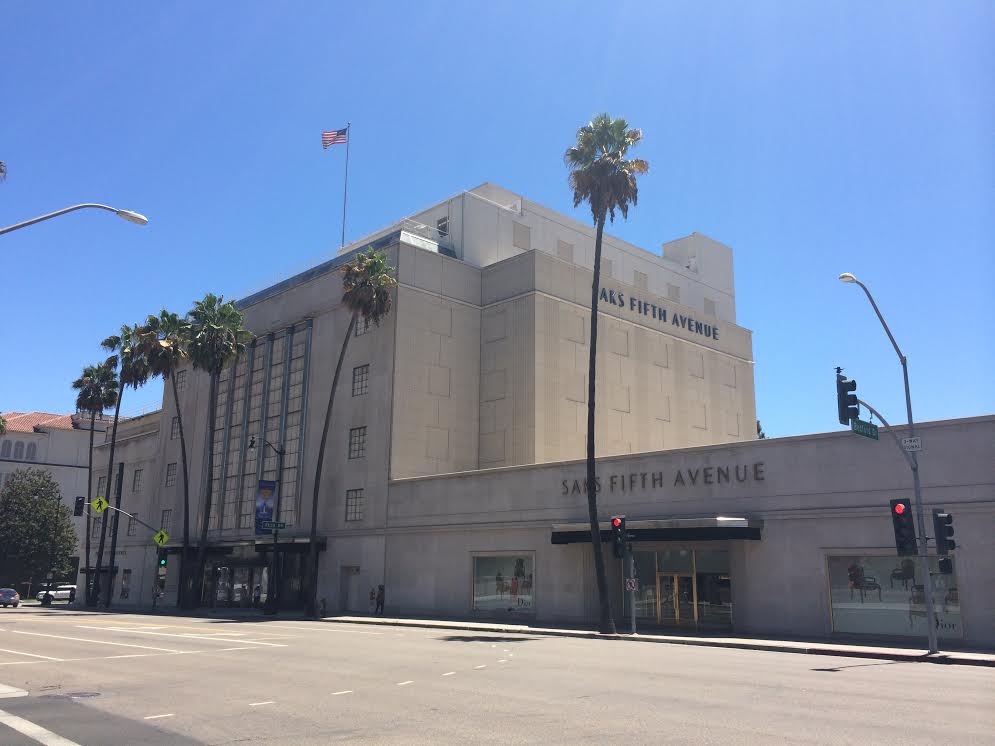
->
[262,521,287,530]
[92,496,109,513]
[152,530,170,547]
[851,418,879,440]
[902,436,922,452]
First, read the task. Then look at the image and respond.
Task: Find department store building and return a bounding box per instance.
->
[92,184,994,648]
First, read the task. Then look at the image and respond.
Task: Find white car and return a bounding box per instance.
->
[36,585,76,601]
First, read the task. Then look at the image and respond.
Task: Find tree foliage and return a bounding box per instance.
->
[0,469,77,586]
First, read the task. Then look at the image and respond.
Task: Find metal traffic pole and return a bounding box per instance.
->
[839,273,937,654]
[626,544,636,635]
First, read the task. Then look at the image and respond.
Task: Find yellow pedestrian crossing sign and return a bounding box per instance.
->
[153,530,170,547]
[92,496,109,514]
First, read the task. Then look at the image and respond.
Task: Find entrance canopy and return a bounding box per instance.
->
[551,517,762,544]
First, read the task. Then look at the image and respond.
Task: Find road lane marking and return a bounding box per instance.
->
[442,672,456,676]
[217,647,255,652]
[396,681,413,686]
[249,701,275,707]
[0,684,28,699]
[0,647,64,661]
[264,624,383,635]
[12,630,182,653]
[498,659,508,663]
[74,626,286,647]
[474,665,487,669]
[0,707,81,745]
[143,714,174,720]
[332,690,352,696]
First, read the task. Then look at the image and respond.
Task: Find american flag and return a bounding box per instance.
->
[322,128,348,148]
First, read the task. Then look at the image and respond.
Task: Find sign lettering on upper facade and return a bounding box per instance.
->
[561,462,764,496]
[599,287,719,341]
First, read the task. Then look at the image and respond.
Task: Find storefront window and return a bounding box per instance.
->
[472,554,534,614]
[657,548,693,573]
[828,555,961,638]
[694,550,731,628]
[632,551,657,619]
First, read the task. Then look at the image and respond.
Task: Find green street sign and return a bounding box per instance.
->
[851,418,879,440]
[92,496,109,514]
[153,530,170,547]
[261,521,287,530]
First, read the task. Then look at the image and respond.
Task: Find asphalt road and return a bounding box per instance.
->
[0,607,991,745]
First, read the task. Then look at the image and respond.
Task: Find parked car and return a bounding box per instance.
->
[36,585,76,602]
[0,588,20,607]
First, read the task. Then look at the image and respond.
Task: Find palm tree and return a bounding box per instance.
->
[72,359,118,605]
[308,248,396,616]
[565,113,649,634]
[0,161,6,182]
[141,310,194,607]
[187,294,252,605]
[91,323,150,606]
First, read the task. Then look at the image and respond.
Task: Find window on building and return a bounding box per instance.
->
[704,297,716,317]
[512,222,531,251]
[345,489,364,521]
[165,463,177,487]
[160,509,173,534]
[828,555,961,639]
[633,270,648,290]
[92,517,102,538]
[171,417,180,440]
[348,427,366,459]
[97,476,107,498]
[600,258,613,279]
[120,569,132,599]
[355,316,371,337]
[132,469,143,493]
[436,216,449,238]
[175,370,187,393]
[352,365,369,397]
[25,443,37,461]
[127,513,138,536]
[13,442,24,460]
[0,441,10,458]
[667,284,681,303]
[472,553,535,613]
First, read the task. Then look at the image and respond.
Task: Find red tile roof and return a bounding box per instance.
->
[1,411,78,432]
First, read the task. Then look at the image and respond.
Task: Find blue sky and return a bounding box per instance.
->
[2,2,992,437]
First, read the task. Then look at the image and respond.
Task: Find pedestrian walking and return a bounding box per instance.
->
[369,587,376,614]
[375,584,385,615]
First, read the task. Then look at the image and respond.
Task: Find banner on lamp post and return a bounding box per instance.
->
[255,480,277,535]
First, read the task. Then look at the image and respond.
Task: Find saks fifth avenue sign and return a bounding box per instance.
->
[561,462,765,495]
[599,287,719,341]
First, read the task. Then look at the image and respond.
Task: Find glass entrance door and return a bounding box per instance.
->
[655,573,698,626]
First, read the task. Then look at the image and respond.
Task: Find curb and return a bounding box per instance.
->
[320,617,995,667]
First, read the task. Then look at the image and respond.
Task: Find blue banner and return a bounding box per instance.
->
[255,480,277,535]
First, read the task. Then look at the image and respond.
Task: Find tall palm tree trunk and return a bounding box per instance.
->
[92,388,124,607]
[307,312,357,617]
[193,372,220,607]
[83,412,95,603]
[170,374,192,608]
[105,460,126,608]
[586,214,615,634]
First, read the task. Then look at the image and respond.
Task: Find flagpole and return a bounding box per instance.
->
[340,122,351,249]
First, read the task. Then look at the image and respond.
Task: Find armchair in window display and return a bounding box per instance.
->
[889,559,916,589]
[846,563,882,603]
[908,584,928,628]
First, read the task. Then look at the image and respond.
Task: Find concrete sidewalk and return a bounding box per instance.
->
[322,614,995,667]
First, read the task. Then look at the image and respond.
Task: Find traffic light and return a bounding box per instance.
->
[158,551,168,568]
[836,373,858,425]
[937,557,953,575]
[932,510,955,554]
[610,515,626,559]
[889,498,917,555]
[74,496,85,516]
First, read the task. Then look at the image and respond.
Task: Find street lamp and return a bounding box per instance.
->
[838,272,938,654]
[248,435,286,615]
[0,203,149,236]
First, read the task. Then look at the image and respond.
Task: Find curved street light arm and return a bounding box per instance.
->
[0,203,147,236]
[852,278,904,364]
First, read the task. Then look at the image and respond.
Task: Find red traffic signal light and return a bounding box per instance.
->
[893,502,906,515]
[611,517,622,528]
[889,498,916,555]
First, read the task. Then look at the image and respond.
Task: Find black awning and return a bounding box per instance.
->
[551,518,762,545]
